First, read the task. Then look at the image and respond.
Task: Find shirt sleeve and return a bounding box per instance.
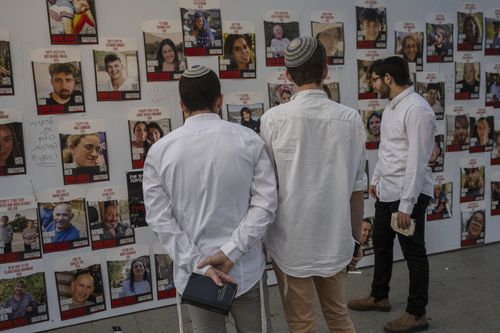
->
[220,143,278,263]
[399,106,436,214]
[259,115,278,175]
[143,155,210,276]
[353,116,368,192]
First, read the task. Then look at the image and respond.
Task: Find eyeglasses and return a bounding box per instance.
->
[83,144,101,154]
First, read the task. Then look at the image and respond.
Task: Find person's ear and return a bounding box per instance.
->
[285,70,294,85]
[180,100,190,119]
[216,93,224,111]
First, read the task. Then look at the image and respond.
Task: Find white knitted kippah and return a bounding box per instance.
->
[182,65,211,78]
[285,36,318,68]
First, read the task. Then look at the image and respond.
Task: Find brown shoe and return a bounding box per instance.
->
[347,295,391,312]
[384,312,429,333]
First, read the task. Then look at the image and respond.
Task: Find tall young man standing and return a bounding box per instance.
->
[348,57,436,333]
[143,65,277,332]
[260,37,366,333]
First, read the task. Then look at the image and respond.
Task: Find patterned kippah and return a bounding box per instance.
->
[285,36,318,68]
[182,65,211,78]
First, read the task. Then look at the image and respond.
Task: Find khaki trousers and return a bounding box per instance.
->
[274,263,356,333]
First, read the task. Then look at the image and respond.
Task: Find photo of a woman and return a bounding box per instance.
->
[366,112,382,143]
[224,34,253,70]
[130,121,150,162]
[147,122,164,145]
[155,38,184,72]
[0,123,24,173]
[459,14,482,50]
[190,11,214,48]
[465,210,485,240]
[62,133,104,168]
[119,259,151,298]
[240,107,260,133]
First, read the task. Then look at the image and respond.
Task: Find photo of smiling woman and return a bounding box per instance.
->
[0,121,26,177]
[219,32,256,79]
[395,30,423,71]
[461,206,485,247]
[59,120,109,185]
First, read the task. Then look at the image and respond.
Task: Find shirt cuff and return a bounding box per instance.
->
[353,174,367,192]
[193,264,211,276]
[220,240,244,263]
[398,200,414,215]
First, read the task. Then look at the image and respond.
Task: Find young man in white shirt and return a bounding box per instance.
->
[260,36,366,333]
[348,57,436,333]
[143,65,277,332]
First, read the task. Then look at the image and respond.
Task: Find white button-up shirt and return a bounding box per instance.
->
[371,86,436,214]
[143,113,277,296]
[260,89,367,277]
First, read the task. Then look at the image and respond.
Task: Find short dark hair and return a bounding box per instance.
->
[104,53,121,67]
[49,62,77,78]
[369,56,411,86]
[359,8,383,24]
[286,41,326,86]
[179,70,221,112]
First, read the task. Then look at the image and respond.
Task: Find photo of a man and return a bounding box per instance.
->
[0,215,13,254]
[94,47,141,101]
[43,202,80,242]
[356,6,387,48]
[455,62,480,100]
[0,273,48,330]
[486,72,500,108]
[46,63,82,106]
[55,263,105,319]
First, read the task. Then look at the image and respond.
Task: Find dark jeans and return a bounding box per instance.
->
[1,242,12,253]
[370,194,431,317]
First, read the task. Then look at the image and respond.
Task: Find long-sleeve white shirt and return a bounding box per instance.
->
[260,89,367,277]
[371,86,436,214]
[143,113,277,296]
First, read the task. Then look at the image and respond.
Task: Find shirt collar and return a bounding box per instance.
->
[290,89,328,101]
[184,112,221,125]
[388,86,413,110]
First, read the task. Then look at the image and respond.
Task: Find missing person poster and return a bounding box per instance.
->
[457,4,483,51]
[426,14,453,63]
[360,215,374,256]
[46,0,98,45]
[357,50,386,100]
[0,261,49,330]
[225,92,263,133]
[54,254,105,320]
[469,107,494,153]
[31,48,85,115]
[153,244,175,300]
[394,22,424,71]
[485,63,500,108]
[416,72,445,120]
[37,186,89,253]
[427,174,452,221]
[0,28,14,96]
[460,201,485,247]
[219,21,256,79]
[0,196,41,264]
[484,9,500,55]
[455,53,480,100]
[323,70,341,102]
[311,11,344,65]
[460,157,485,203]
[429,122,445,172]
[490,171,500,216]
[128,107,172,169]
[491,120,500,165]
[126,171,147,228]
[264,10,299,66]
[359,99,386,150]
[180,0,223,56]
[106,245,153,308]
[143,20,186,81]
[355,0,387,49]
[0,109,26,177]
[93,38,141,101]
[59,119,109,185]
[86,186,134,250]
[267,70,293,108]
[446,105,470,152]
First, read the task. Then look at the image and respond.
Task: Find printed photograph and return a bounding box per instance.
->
[426,23,453,63]
[455,62,480,100]
[457,12,483,51]
[356,6,387,48]
[312,22,344,65]
[427,182,452,221]
[181,8,223,56]
[0,122,26,177]
[144,31,186,81]
[46,0,98,44]
[446,114,470,152]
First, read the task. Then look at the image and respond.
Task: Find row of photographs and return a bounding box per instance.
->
[0,191,491,332]
[0,246,175,331]
[42,0,500,55]
[1,6,500,98]
[0,155,497,264]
